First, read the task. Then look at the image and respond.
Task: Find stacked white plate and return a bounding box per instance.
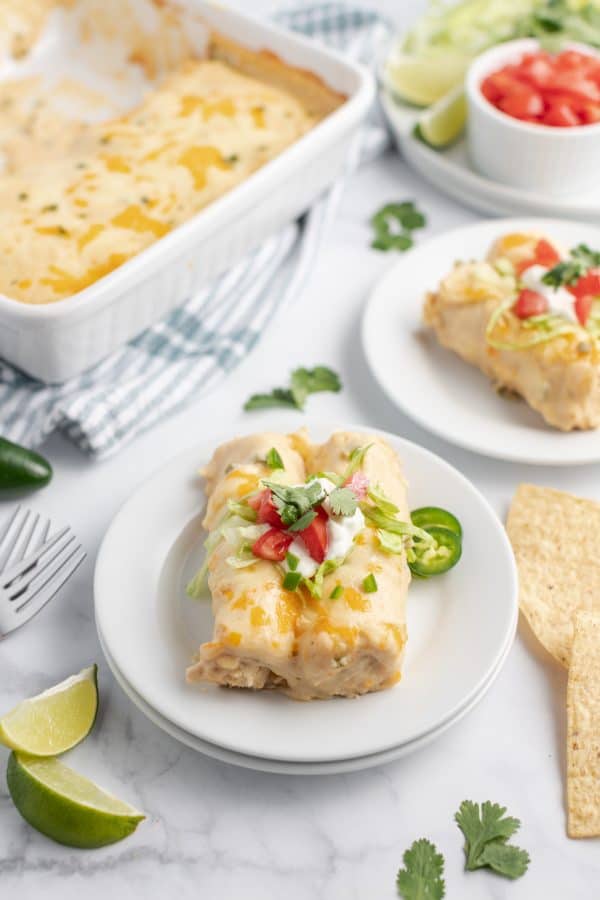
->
[94,423,518,774]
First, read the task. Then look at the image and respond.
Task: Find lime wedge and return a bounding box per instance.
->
[7,753,144,848]
[415,87,467,149]
[385,51,468,107]
[0,665,98,756]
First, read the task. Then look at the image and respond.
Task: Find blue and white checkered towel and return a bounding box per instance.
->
[0,4,390,457]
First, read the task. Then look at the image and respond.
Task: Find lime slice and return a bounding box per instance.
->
[0,665,98,756]
[415,87,467,149]
[7,753,144,848]
[385,51,468,107]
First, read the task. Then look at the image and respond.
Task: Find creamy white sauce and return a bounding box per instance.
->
[520,265,577,323]
[282,477,365,578]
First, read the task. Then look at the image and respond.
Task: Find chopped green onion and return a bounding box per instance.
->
[330,584,344,600]
[283,571,303,591]
[265,447,284,470]
[286,551,299,571]
[362,573,378,593]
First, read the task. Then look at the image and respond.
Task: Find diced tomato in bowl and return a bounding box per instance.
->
[480,48,600,128]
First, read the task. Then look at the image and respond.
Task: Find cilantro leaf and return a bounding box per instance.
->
[244,388,297,411]
[287,509,317,532]
[371,202,426,254]
[396,838,445,900]
[477,840,530,880]
[245,367,341,413]
[328,487,358,517]
[290,366,342,408]
[455,801,528,880]
[265,447,284,470]
[263,480,325,528]
[542,243,600,288]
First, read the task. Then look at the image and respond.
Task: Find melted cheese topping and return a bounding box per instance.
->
[0,59,323,304]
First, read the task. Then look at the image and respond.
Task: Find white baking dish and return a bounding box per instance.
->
[0,1,373,383]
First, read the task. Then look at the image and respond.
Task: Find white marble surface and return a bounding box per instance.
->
[1,1,599,897]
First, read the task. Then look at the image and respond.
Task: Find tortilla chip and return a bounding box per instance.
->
[567,611,600,838]
[506,484,600,667]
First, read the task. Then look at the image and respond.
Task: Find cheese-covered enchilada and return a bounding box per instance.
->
[186,430,459,701]
[424,233,600,431]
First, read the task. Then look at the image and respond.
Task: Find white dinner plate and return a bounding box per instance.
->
[97,610,517,774]
[95,421,517,763]
[381,91,600,222]
[362,218,600,466]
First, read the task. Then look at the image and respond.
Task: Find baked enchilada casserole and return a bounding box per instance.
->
[0,1,344,305]
[186,430,463,701]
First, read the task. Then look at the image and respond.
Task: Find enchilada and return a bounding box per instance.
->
[186,430,417,700]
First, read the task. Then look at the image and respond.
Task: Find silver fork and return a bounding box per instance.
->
[0,506,86,637]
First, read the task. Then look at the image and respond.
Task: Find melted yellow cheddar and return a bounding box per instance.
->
[0,59,326,304]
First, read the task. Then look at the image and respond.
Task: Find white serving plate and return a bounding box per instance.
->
[362,217,600,466]
[381,90,600,221]
[98,614,517,774]
[0,2,374,383]
[94,420,518,765]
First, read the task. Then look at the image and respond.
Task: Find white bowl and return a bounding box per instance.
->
[466,38,600,196]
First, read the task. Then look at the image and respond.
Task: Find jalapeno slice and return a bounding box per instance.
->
[409,525,462,577]
[410,506,462,539]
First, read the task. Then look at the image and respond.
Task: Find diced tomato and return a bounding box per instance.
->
[581,102,600,124]
[251,527,293,562]
[250,488,284,528]
[575,294,594,327]
[534,238,561,269]
[497,86,544,120]
[516,238,561,275]
[344,471,369,500]
[543,99,582,128]
[568,268,600,299]
[247,492,262,511]
[481,49,600,128]
[298,506,329,564]
[517,53,555,90]
[513,289,549,319]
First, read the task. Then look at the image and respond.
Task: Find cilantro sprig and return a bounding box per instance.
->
[542,243,600,288]
[371,201,426,253]
[455,801,530,880]
[396,839,445,900]
[262,479,325,529]
[396,800,529,898]
[244,366,341,412]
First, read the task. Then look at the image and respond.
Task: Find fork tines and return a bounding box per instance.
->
[0,506,85,636]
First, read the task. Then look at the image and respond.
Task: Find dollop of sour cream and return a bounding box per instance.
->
[520,265,577,323]
[283,477,365,578]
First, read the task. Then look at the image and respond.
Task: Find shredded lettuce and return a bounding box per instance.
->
[368,485,400,517]
[302,557,345,599]
[485,300,579,351]
[401,0,600,59]
[227,498,257,522]
[377,529,407,554]
[342,444,373,482]
[186,527,223,599]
